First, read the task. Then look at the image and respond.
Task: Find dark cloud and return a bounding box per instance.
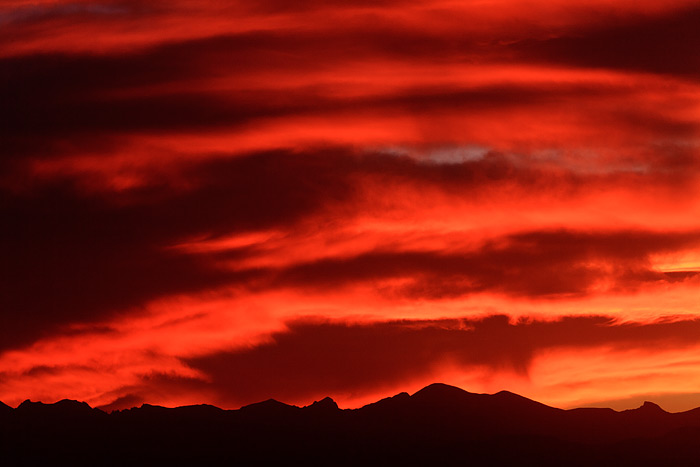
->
[273,230,700,298]
[185,315,700,406]
[513,6,700,78]
[236,0,406,15]
[0,150,358,350]
[0,1,135,26]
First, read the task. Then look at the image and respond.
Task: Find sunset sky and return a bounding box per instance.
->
[2,0,700,413]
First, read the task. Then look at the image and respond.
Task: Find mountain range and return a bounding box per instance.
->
[3,383,700,465]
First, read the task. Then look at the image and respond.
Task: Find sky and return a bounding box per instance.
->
[2,0,700,413]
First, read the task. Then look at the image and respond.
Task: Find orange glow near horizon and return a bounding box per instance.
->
[2,0,700,414]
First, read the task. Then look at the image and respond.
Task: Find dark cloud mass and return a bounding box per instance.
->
[0,150,357,349]
[185,315,700,406]
[273,230,700,298]
[514,6,700,78]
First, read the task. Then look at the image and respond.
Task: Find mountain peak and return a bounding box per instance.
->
[54,399,93,411]
[240,398,296,414]
[638,401,666,413]
[136,403,169,412]
[17,399,36,409]
[621,400,667,415]
[306,396,339,411]
[15,398,102,418]
[412,383,471,399]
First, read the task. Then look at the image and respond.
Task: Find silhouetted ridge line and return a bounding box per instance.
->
[633,401,667,413]
[238,398,299,418]
[305,396,339,411]
[413,382,473,397]
[4,384,700,465]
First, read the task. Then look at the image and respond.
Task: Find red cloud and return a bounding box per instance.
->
[2,0,700,413]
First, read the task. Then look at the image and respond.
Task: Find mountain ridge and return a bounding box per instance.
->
[0,383,689,414]
[4,383,700,465]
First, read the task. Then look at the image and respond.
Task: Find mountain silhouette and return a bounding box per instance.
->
[3,384,700,465]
